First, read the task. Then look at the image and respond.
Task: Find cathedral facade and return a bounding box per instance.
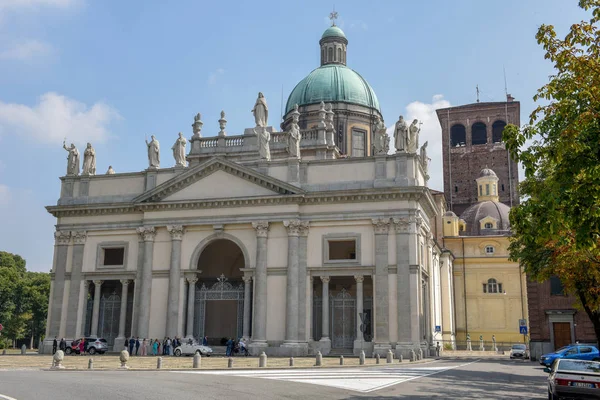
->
[42,23,455,357]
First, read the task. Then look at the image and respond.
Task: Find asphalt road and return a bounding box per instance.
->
[0,358,548,399]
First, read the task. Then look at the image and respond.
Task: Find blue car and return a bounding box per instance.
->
[539,344,600,366]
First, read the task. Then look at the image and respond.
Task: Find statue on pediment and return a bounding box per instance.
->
[394,115,408,152]
[252,92,269,128]
[146,135,160,169]
[62,141,80,176]
[172,132,187,167]
[287,104,301,159]
[256,127,271,161]
[407,119,420,154]
[82,143,96,175]
[373,115,388,155]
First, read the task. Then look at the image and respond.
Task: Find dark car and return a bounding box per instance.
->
[540,345,600,367]
[546,359,600,400]
[65,337,108,355]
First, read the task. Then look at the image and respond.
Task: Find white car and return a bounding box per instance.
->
[509,344,529,359]
[173,342,213,357]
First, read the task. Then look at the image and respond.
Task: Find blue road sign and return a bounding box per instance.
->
[435,325,441,332]
[519,326,528,335]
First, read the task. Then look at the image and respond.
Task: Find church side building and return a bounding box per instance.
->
[42,23,455,358]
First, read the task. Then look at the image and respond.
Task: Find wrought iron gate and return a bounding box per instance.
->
[194,274,245,340]
[98,292,120,346]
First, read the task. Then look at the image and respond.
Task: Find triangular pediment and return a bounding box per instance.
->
[134,157,303,203]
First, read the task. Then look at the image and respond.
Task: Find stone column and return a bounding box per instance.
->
[308,276,314,341]
[79,280,90,337]
[372,218,391,353]
[355,275,364,346]
[90,280,103,337]
[65,231,86,338]
[242,276,252,339]
[166,225,184,338]
[320,276,330,341]
[185,275,198,339]
[136,226,156,339]
[283,220,300,345]
[297,222,309,343]
[48,231,70,337]
[251,221,269,345]
[131,235,144,336]
[117,280,130,343]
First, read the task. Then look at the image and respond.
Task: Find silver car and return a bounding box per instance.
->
[546,359,600,400]
[173,342,213,357]
[509,344,529,359]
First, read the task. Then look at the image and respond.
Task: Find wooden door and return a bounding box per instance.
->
[553,322,572,350]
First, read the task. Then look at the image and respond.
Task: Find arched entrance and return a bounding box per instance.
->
[193,239,246,345]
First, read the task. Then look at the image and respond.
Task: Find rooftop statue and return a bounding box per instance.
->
[62,141,80,176]
[287,104,301,159]
[106,166,115,175]
[394,115,408,152]
[373,115,388,155]
[172,132,187,167]
[257,126,271,161]
[252,92,269,128]
[82,143,96,176]
[420,141,430,174]
[192,113,203,138]
[407,119,421,154]
[146,135,160,169]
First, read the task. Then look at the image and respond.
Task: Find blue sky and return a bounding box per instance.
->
[0,0,590,272]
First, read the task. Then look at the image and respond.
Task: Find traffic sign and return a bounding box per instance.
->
[435,325,441,332]
[519,319,527,327]
[519,326,528,335]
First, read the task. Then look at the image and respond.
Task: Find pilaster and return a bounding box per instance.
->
[372,218,391,354]
[65,230,86,338]
[249,221,269,352]
[49,230,70,337]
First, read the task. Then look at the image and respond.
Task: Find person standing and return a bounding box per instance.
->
[52,337,58,355]
[152,339,158,356]
[157,339,161,356]
[166,337,172,356]
[226,338,233,357]
[135,337,140,356]
[59,338,66,353]
[141,338,147,356]
[79,338,85,355]
[202,336,208,346]
[128,337,135,355]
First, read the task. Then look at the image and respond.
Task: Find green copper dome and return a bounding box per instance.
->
[321,25,346,40]
[285,64,380,114]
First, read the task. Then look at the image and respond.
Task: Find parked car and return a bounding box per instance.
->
[509,344,529,360]
[540,345,600,367]
[173,342,213,357]
[545,359,600,400]
[65,337,108,355]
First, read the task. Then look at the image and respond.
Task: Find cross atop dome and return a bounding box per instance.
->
[329,9,338,26]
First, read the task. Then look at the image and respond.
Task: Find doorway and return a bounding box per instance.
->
[553,322,572,350]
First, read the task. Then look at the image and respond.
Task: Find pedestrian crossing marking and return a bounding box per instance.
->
[174,361,478,393]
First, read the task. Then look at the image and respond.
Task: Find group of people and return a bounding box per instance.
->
[51,336,88,355]
[51,337,68,355]
[225,337,248,357]
[124,336,183,356]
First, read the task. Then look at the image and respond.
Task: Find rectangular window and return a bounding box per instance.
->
[351,130,366,157]
[550,276,565,295]
[482,284,487,293]
[479,185,482,196]
[96,241,129,269]
[328,240,356,260]
[103,248,124,265]
[486,184,490,195]
[493,184,496,195]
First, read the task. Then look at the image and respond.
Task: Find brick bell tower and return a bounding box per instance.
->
[436,95,520,215]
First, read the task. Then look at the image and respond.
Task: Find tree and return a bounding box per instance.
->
[503,0,600,345]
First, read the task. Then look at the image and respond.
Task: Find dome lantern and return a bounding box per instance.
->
[476,167,500,202]
[320,16,348,66]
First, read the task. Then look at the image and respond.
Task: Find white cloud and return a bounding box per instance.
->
[0,92,121,145]
[387,94,451,191]
[0,184,10,206]
[0,39,53,61]
[207,68,225,85]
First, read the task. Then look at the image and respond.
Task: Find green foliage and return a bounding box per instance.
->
[503,0,600,343]
[0,251,50,347]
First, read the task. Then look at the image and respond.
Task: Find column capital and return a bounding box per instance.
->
[392,217,411,233]
[71,230,87,245]
[136,226,157,242]
[167,225,185,240]
[54,230,71,245]
[93,280,104,287]
[83,280,90,289]
[354,275,364,284]
[372,218,391,234]
[242,275,252,283]
[252,221,270,237]
[320,276,330,284]
[186,276,198,284]
[283,219,309,236]
[120,279,130,286]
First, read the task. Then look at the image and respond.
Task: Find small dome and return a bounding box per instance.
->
[479,167,498,178]
[460,201,511,236]
[285,64,380,114]
[321,26,346,40]
[444,211,458,217]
